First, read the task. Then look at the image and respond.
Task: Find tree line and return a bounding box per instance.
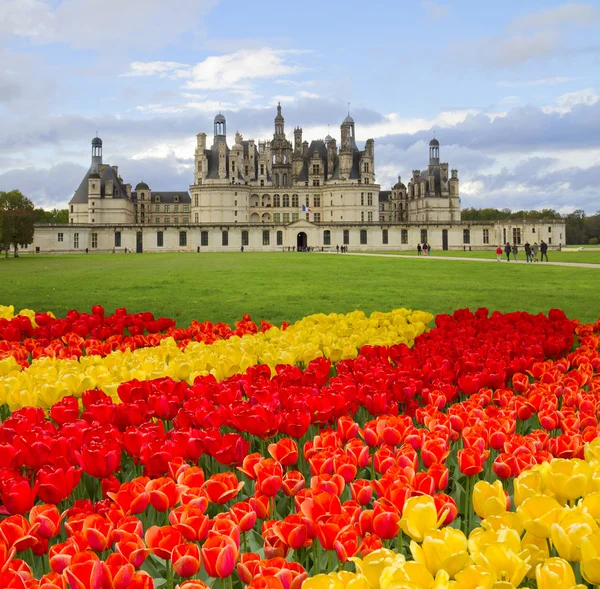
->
[461,207,600,245]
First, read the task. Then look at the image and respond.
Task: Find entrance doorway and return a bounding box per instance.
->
[297,232,307,250]
[442,229,448,251]
[136,232,143,253]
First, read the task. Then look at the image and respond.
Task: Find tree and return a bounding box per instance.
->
[34,208,69,223]
[0,190,35,258]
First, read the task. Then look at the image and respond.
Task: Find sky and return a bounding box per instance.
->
[0,0,599,214]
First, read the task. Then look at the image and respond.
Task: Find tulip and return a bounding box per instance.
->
[513,468,544,507]
[581,532,600,585]
[350,548,404,589]
[301,574,344,589]
[543,458,592,502]
[453,564,494,589]
[536,557,587,589]
[201,534,238,579]
[410,527,470,578]
[472,543,530,588]
[203,473,244,505]
[551,505,598,562]
[29,504,60,539]
[145,526,184,560]
[400,496,446,542]
[516,495,562,538]
[472,480,507,519]
[172,543,202,578]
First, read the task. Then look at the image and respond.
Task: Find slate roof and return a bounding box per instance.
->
[142,191,191,204]
[69,164,129,205]
[379,191,390,202]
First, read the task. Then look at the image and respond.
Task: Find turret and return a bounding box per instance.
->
[274,103,285,136]
[429,138,439,165]
[294,127,303,153]
[91,137,102,172]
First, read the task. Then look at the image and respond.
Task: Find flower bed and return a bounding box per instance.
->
[0,305,598,588]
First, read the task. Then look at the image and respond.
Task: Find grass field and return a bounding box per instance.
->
[365,249,600,264]
[1,252,599,325]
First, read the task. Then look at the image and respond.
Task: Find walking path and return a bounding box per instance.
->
[323,251,600,269]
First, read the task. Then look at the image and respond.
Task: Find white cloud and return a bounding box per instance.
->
[422,1,449,20]
[0,0,221,50]
[513,2,600,30]
[542,88,599,114]
[122,62,191,78]
[298,91,319,99]
[498,77,579,87]
[486,31,558,67]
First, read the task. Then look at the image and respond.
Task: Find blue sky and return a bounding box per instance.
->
[1,0,599,213]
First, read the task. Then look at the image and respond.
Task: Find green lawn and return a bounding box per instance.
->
[364,249,600,264]
[1,252,599,325]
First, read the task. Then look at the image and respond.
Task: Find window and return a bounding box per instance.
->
[314,213,321,222]
[463,229,471,244]
[165,205,170,213]
[70,205,73,213]
[195,213,199,223]
[343,230,349,245]
[179,232,187,247]
[361,193,365,206]
[401,230,408,244]
[201,231,209,246]
[260,180,264,187]
[512,228,522,245]
[314,196,321,207]
[155,204,160,212]
[548,237,552,244]
[277,231,283,246]
[483,229,489,244]
[115,232,121,247]
[242,231,249,246]
[74,233,79,249]
[292,194,299,207]
[292,212,299,222]
[273,195,280,207]
[183,205,189,213]
[360,230,367,245]
[361,211,365,222]
[174,205,179,213]
[262,230,270,246]
[382,230,388,245]
[157,231,164,247]
[164,217,170,224]
[305,195,310,206]
[283,213,290,223]
[194,195,199,207]
[503,228,507,243]
[368,193,373,206]
[274,213,280,223]
[260,164,265,175]
[183,217,189,223]
[91,233,98,248]
[222,231,228,246]
[57,232,63,242]
[306,213,310,222]
[274,173,279,186]
[312,179,320,187]
[421,229,428,243]
[283,194,290,207]
[155,217,161,223]
[548,226,552,233]
[283,173,287,186]
[323,230,331,245]
[312,164,319,175]
[368,212,373,222]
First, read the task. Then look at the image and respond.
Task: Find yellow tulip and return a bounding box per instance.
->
[520,531,549,578]
[472,544,530,588]
[585,438,600,464]
[400,496,446,542]
[301,573,345,589]
[472,480,507,519]
[513,468,545,507]
[453,564,494,589]
[379,561,434,589]
[543,458,592,502]
[350,549,405,589]
[535,557,587,589]
[580,532,600,585]
[516,495,562,538]
[467,527,521,557]
[582,491,600,519]
[480,512,524,535]
[551,505,598,562]
[410,528,470,578]
[330,571,371,589]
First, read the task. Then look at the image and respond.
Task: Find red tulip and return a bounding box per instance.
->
[172,543,201,578]
[201,534,238,579]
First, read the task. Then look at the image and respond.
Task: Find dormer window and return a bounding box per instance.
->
[175,196,179,202]
[92,184,96,189]
[155,196,160,203]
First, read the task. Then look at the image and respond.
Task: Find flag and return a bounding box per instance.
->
[301,204,312,212]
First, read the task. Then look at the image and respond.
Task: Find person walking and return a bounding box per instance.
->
[504,243,512,262]
[427,243,432,255]
[512,243,518,261]
[417,244,422,256]
[540,240,548,262]
[524,241,532,263]
[336,244,339,253]
[495,246,503,261]
[532,242,539,262]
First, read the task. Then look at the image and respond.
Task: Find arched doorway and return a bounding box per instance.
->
[297,232,307,251]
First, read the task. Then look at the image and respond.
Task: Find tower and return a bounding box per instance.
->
[274,102,285,136]
[294,127,302,153]
[91,136,102,172]
[339,114,355,180]
[214,113,226,138]
[429,138,439,165]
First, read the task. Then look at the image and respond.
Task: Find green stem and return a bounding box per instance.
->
[328,549,333,573]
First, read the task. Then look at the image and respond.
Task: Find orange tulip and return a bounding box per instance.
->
[172,543,201,578]
[201,534,238,579]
